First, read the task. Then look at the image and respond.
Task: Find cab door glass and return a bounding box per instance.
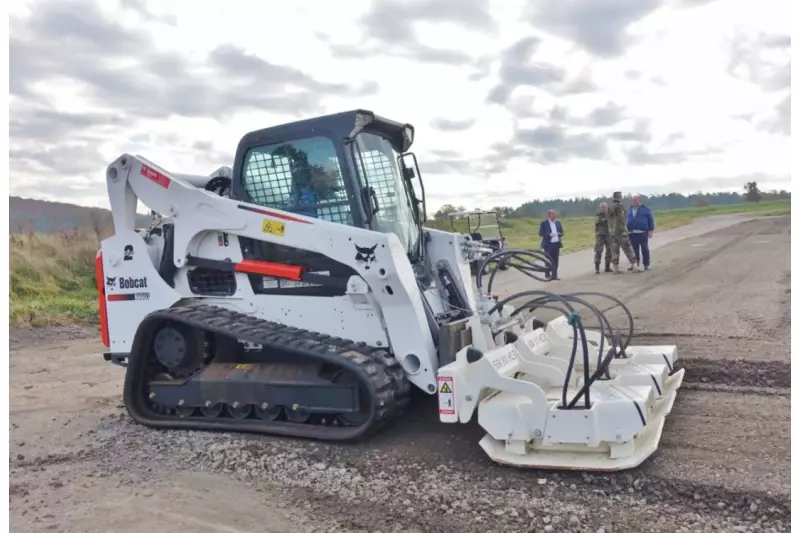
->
[353,133,421,257]
[242,136,354,226]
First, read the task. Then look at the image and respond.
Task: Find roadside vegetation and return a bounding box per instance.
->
[9,200,790,327]
[10,229,103,327]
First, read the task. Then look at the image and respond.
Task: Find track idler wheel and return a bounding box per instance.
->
[150,373,195,418]
[256,404,282,421]
[152,322,205,377]
[286,404,311,423]
[174,404,195,418]
[227,403,254,419]
[200,403,224,418]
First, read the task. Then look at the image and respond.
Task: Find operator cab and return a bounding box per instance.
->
[230,110,426,263]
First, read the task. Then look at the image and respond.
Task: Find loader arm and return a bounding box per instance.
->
[104,154,439,393]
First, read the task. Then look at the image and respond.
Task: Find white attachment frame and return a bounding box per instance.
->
[436,313,685,471]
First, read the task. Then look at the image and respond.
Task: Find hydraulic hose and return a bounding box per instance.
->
[511,293,623,376]
[510,293,611,408]
[565,292,635,353]
[487,289,592,408]
[475,248,553,294]
[473,248,640,409]
[512,294,612,376]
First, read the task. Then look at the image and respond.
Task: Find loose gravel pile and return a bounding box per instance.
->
[81,410,789,533]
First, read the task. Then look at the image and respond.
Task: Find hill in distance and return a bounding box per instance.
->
[9,196,151,234]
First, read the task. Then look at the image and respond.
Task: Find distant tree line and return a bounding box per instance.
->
[431,182,790,221]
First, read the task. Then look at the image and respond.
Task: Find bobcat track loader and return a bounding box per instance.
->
[97,110,685,471]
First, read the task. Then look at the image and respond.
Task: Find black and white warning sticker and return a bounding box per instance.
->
[437,376,455,415]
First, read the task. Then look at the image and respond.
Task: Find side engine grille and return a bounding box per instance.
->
[188,267,237,297]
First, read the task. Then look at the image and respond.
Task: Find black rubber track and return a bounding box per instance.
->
[123,303,411,441]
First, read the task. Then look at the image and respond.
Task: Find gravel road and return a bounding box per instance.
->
[9,214,791,533]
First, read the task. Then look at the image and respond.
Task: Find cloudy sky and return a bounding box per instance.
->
[9,0,792,213]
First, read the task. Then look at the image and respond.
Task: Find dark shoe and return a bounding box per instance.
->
[594,263,600,274]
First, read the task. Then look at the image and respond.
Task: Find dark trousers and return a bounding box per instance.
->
[544,242,560,278]
[629,232,650,267]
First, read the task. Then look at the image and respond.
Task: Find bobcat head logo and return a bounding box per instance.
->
[354,244,377,267]
[106,276,116,288]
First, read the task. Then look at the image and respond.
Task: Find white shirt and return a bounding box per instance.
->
[548,219,560,243]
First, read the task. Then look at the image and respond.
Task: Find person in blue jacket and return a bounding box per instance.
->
[626,195,654,270]
[539,209,564,280]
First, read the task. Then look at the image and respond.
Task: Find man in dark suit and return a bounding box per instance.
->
[539,209,564,280]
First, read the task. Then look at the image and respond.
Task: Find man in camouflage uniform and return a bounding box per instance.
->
[608,191,642,274]
[593,202,612,274]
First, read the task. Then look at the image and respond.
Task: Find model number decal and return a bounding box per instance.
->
[484,346,519,372]
[108,292,150,302]
[262,218,285,237]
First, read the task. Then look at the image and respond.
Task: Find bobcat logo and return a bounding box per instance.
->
[354,244,377,267]
[106,276,116,288]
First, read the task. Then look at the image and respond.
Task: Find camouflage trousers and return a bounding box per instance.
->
[610,234,637,266]
[594,235,611,266]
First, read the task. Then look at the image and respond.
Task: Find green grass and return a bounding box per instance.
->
[427,200,791,253]
[10,230,102,327]
[9,200,789,327]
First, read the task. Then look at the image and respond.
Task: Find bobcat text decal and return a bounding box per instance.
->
[106,276,150,302]
[106,276,148,290]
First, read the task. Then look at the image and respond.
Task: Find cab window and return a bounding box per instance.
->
[242,136,353,225]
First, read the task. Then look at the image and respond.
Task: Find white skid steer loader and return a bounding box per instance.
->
[96,110,684,471]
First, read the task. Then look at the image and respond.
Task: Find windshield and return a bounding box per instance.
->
[353,132,421,258]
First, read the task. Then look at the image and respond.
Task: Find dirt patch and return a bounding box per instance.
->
[680,358,790,388]
[10,324,97,349]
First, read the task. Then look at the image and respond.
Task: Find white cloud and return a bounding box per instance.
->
[8,0,792,214]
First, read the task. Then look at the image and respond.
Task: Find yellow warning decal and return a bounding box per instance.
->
[440,382,452,394]
[262,218,286,237]
[234,364,254,369]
